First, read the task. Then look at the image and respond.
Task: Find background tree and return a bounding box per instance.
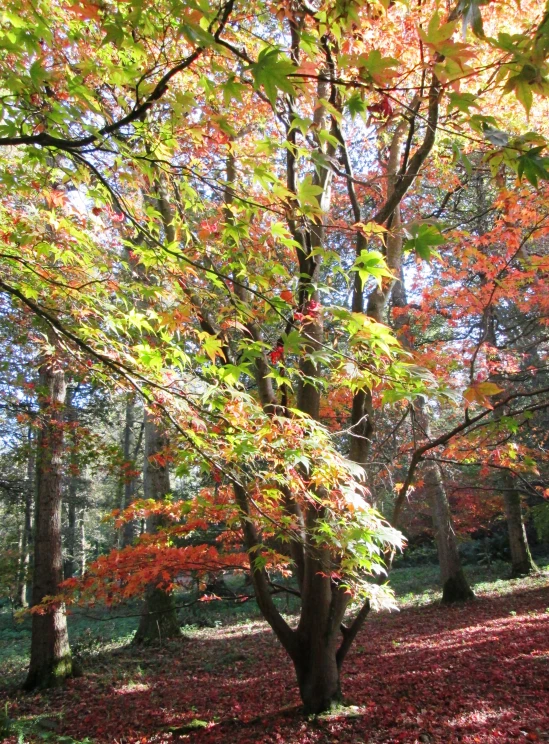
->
[24,348,73,690]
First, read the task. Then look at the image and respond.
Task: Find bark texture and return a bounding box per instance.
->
[24,360,72,690]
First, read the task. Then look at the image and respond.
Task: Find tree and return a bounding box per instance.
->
[24,351,73,690]
[133,410,181,644]
[119,395,141,548]
[1,0,549,714]
[16,425,35,607]
[392,272,474,602]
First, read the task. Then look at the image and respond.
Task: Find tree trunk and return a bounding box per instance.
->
[391,269,474,600]
[294,639,342,714]
[64,486,77,579]
[120,395,139,547]
[134,585,181,645]
[80,507,86,575]
[134,410,180,644]
[64,389,78,579]
[24,359,72,690]
[484,312,538,578]
[503,476,538,577]
[16,427,34,607]
[424,462,475,602]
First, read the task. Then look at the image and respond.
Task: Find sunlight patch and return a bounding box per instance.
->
[114,682,150,694]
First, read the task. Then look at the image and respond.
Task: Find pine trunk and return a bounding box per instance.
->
[503,477,537,577]
[24,361,72,690]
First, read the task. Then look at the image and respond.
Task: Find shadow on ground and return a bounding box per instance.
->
[1,580,548,743]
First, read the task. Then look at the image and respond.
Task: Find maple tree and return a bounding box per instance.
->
[1,0,549,715]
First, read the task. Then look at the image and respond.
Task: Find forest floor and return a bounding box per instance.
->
[1,560,549,744]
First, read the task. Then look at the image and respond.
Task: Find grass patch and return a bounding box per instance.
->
[390,557,549,607]
[2,559,548,693]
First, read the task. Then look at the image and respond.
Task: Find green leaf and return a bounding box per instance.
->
[101,23,126,48]
[345,92,367,120]
[222,75,245,104]
[516,147,549,187]
[403,223,445,261]
[357,49,400,85]
[351,250,395,289]
[447,92,479,114]
[419,12,458,46]
[296,174,324,208]
[515,79,533,115]
[250,48,296,105]
[197,332,226,363]
[458,0,486,37]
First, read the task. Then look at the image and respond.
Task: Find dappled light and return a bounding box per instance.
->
[2,577,548,743]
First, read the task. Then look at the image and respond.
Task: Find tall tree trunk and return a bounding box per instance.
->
[24,359,72,690]
[392,269,474,601]
[80,507,86,575]
[134,410,180,644]
[64,386,80,579]
[64,483,78,579]
[120,395,139,547]
[423,461,474,602]
[16,426,34,607]
[503,474,538,577]
[484,311,538,577]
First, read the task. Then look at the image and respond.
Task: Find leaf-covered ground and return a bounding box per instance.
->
[1,567,549,744]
